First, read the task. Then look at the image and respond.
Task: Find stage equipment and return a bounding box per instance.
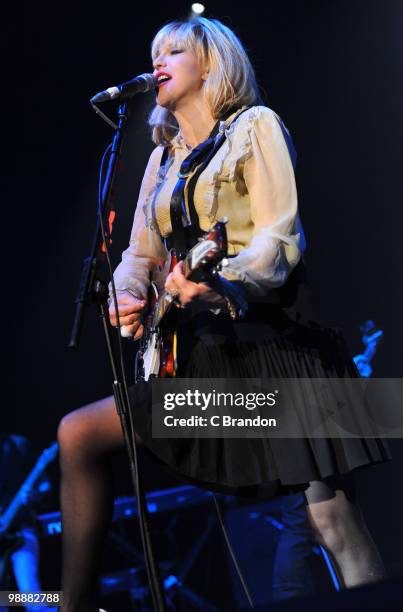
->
[90,73,158,104]
[37,487,346,608]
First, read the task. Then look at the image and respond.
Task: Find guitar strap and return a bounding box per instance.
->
[165,106,250,260]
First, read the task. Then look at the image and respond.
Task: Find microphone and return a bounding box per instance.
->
[90,73,158,104]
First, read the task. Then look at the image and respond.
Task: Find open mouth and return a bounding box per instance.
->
[157,75,172,88]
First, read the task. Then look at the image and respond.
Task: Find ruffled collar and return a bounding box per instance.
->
[170,106,249,151]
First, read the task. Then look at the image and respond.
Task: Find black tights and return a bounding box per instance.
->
[58,396,124,612]
[58,396,386,612]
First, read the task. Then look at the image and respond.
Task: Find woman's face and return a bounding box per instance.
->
[152,42,207,110]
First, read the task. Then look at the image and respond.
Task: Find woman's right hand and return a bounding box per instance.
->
[108,293,147,340]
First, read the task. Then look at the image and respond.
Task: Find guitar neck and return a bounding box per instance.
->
[0,443,58,533]
[1,469,41,532]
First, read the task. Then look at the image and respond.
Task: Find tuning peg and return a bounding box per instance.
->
[221,258,229,267]
[219,216,228,224]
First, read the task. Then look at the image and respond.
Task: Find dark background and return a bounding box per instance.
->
[11,0,403,589]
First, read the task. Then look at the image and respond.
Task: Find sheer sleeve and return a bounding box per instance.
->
[110,145,169,300]
[219,106,306,299]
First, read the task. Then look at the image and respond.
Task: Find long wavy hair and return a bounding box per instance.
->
[149,17,261,146]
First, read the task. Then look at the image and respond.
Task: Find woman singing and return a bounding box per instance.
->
[58,17,391,611]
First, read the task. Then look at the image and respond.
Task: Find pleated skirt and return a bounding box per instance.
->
[128,322,392,499]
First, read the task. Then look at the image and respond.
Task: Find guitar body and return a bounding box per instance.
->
[137,251,178,382]
[135,220,229,382]
[159,328,176,378]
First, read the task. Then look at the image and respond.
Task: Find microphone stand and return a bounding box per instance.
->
[69,101,167,611]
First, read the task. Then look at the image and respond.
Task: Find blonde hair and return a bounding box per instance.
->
[149,17,261,146]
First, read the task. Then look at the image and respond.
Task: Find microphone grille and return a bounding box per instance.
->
[139,73,159,92]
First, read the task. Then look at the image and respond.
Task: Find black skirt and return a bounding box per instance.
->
[128,313,392,500]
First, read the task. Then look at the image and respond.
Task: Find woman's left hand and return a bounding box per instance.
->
[164,261,225,308]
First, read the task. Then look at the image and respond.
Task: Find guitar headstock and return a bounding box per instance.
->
[359,320,383,348]
[353,320,384,378]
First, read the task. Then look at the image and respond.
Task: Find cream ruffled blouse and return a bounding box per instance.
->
[112,105,306,301]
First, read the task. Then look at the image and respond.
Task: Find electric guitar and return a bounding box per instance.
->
[0,442,58,584]
[135,219,229,382]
